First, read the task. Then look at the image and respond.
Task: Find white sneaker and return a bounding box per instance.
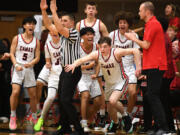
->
[81,120,91,132]
[0,117,9,123]
[84,126,91,132]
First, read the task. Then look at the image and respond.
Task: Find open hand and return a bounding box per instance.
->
[40,0,48,10]
[65,64,76,73]
[50,0,57,13]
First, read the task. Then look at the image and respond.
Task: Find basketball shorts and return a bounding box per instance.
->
[11,66,36,88]
[37,65,50,85]
[78,73,102,98]
[105,79,128,101]
[48,65,62,90]
[123,64,137,84]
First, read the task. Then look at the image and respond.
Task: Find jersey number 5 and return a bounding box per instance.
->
[55,58,60,65]
[22,53,28,61]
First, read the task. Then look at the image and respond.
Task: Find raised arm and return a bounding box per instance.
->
[40,0,55,32]
[50,0,70,38]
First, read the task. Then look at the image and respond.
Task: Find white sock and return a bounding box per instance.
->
[80,119,88,127]
[10,110,16,117]
[100,109,105,116]
[122,111,128,117]
[37,103,40,110]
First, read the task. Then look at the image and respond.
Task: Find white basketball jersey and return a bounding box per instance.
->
[98,48,128,85]
[80,42,97,74]
[109,29,140,66]
[15,34,37,64]
[79,19,101,44]
[44,40,61,66]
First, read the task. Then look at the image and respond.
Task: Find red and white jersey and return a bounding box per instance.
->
[98,48,128,85]
[80,42,97,74]
[79,19,101,44]
[109,29,140,66]
[15,34,37,65]
[44,40,61,66]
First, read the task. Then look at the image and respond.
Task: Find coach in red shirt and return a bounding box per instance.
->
[125,1,169,135]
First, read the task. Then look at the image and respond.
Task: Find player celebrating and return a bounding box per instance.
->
[9,16,40,130]
[65,37,141,134]
[109,11,140,121]
[34,26,62,131]
[76,2,109,125]
[78,27,102,132]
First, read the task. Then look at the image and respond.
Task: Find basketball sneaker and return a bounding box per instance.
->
[34,117,44,131]
[107,120,118,134]
[81,121,91,132]
[122,114,133,133]
[9,116,17,130]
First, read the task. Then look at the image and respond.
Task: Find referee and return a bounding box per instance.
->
[39,0,84,135]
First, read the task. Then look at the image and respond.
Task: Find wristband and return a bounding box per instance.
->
[15,63,19,68]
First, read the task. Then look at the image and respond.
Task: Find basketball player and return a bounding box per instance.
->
[65,37,141,134]
[109,11,140,120]
[78,27,102,132]
[76,1,109,43]
[76,2,109,124]
[9,16,40,130]
[34,25,62,131]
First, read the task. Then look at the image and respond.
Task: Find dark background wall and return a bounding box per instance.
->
[0,0,179,42]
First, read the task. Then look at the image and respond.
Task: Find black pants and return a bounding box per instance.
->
[170,90,180,107]
[58,66,82,131]
[141,86,153,130]
[144,69,168,131]
[160,78,175,131]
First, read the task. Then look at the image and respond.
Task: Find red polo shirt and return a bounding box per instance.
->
[143,16,167,70]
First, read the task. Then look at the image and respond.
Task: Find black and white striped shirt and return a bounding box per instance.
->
[60,28,80,66]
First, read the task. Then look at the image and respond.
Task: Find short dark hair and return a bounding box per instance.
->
[98,37,112,46]
[85,1,97,8]
[80,27,95,37]
[114,11,134,27]
[22,16,37,26]
[142,1,155,14]
[58,11,75,21]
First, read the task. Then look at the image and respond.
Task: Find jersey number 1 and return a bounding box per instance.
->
[107,69,111,76]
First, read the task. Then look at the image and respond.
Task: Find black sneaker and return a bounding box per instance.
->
[53,125,72,135]
[98,116,106,128]
[122,115,133,133]
[107,120,118,134]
